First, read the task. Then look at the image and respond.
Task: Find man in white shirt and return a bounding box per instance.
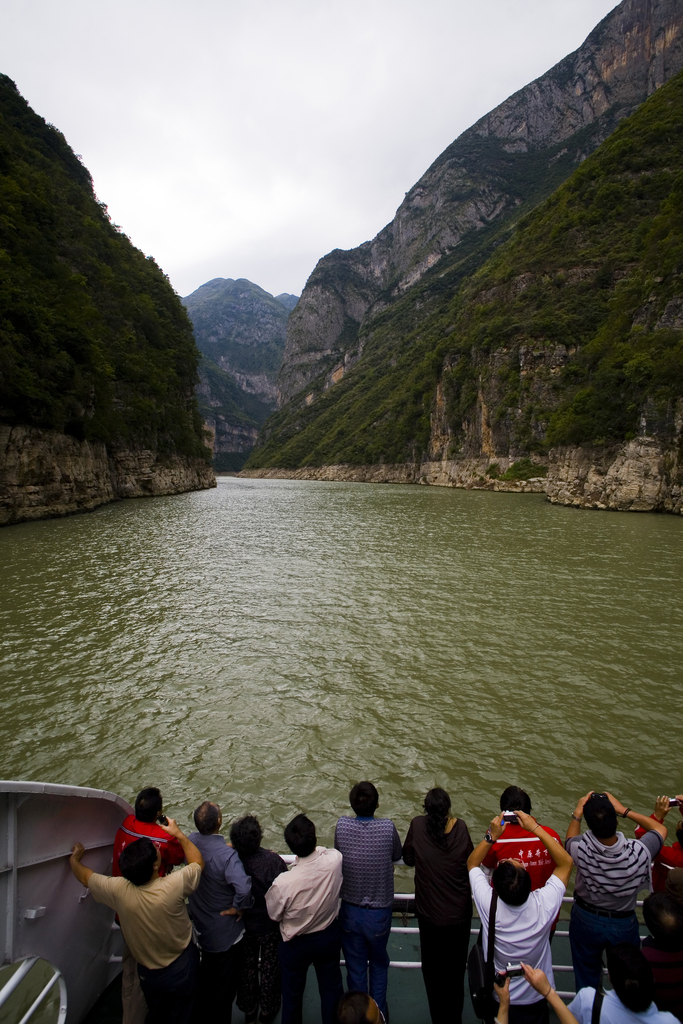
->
[468,808,574,1024]
[265,814,344,1024]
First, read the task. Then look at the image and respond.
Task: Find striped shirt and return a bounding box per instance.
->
[566,830,663,911]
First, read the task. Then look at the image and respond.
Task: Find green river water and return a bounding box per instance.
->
[0,478,681,880]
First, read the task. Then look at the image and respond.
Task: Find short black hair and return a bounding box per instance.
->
[350,782,379,817]
[643,893,683,952]
[134,787,163,823]
[336,992,374,1023]
[230,815,263,859]
[119,837,157,886]
[607,943,655,1013]
[500,786,532,815]
[584,793,617,839]
[194,801,221,835]
[284,814,317,858]
[492,861,532,906]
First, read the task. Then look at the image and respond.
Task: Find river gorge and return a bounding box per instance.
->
[0,479,680,880]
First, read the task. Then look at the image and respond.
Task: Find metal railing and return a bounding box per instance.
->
[0,957,67,1024]
[385,892,647,999]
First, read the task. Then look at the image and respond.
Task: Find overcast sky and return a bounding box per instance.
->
[1,0,620,299]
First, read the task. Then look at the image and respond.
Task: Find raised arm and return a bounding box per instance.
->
[605,793,667,840]
[468,814,505,871]
[70,843,95,887]
[521,964,579,1024]
[566,791,593,842]
[159,819,205,870]
[515,810,573,886]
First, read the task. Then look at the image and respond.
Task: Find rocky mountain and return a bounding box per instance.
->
[274,0,683,409]
[0,75,214,526]
[245,0,683,513]
[183,278,297,471]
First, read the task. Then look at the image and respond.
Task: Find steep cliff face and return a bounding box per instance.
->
[248,57,683,514]
[0,75,215,524]
[278,0,683,407]
[0,425,216,527]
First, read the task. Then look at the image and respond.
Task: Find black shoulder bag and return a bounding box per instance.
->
[468,890,499,1020]
[591,990,604,1024]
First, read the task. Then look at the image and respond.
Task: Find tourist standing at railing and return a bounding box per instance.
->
[265,814,344,1024]
[187,801,253,1024]
[334,781,402,1020]
[112,787,186,1024]
[641,893,683,1022]
[468,808,574,1024]
[565,792,667,992]
[230,815,289,1024]
[635,797,683,893]
[402,788,474,1024]
[481,787,562,893]
[70,819,205,1024]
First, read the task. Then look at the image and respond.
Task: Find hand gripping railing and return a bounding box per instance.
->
[0,957,67,1024]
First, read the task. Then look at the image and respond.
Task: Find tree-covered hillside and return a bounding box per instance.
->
[0,75,209,463]
[247,68,683,469]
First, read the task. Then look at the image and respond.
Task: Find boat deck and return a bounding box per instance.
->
[83,904,633,1024]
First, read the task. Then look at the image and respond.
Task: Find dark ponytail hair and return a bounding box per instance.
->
[424,788,451,846]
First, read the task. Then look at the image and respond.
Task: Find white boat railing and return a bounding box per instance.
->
[387,891,646,999]
[0,957,67,1024]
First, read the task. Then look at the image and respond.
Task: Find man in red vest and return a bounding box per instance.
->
[113,787,185,1024]
[482,786,562,891]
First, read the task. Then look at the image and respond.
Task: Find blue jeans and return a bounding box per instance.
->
[278,919,343,1024]
[569,903,640,992]
[339,902,392,1016]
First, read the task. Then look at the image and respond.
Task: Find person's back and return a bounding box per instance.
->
[482,786,562,891]
[569,944,679,1024]
[334,781,402,1019]
[113,786,184,878]
[566,792,667,993]
[265,814,343,1024]
[70,818,204,1024]
[642,893,683,1022]
[231,815,289,1024]
[469,807,574,1024]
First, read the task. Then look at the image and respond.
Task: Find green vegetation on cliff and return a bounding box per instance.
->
[248,69,683,469]
[0,75,209,461]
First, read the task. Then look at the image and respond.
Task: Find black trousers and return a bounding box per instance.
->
[193,942,243,1024]
[278,919,343,1024]
[137,942,199,1024]
[418,914,471,1024]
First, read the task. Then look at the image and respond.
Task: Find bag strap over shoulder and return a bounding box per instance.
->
[591,989,604,1024]
[484,889,498,990]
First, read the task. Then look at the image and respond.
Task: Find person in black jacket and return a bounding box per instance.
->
[402,788,474,1024]
[230,816,289,1024]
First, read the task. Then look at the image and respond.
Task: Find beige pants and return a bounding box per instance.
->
[122,943,148,1024]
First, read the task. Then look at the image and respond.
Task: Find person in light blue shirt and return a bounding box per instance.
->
[188,801,253,1024]
[568,944,679,1024]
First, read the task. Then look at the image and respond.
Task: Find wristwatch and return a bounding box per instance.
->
[484,829,495,844]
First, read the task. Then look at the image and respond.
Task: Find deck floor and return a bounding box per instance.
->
[84,915,599,1024]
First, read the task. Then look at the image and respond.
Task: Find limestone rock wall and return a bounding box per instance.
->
[241,439,683,514]
[0,424,216,527]
[546,438,682,513]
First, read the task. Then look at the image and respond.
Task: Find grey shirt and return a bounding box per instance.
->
[187,832,253,952]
